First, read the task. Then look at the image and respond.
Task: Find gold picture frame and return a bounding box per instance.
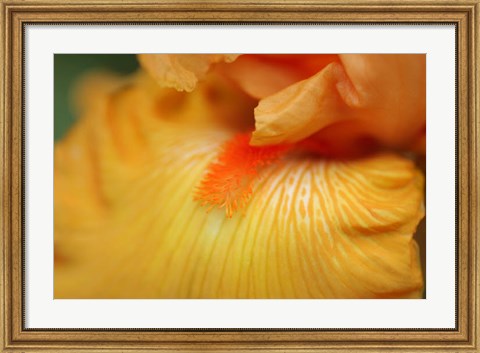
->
[1,0,479,351]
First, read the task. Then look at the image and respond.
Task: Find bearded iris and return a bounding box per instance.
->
[54,54,425,299]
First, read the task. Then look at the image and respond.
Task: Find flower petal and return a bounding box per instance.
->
[55,74,425,298]
[251,54,426,151]
[251,62,353,146]
[138,54,239,92]
[338,54,426,146]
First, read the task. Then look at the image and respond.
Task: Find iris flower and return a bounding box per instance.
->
[54,54,426,299]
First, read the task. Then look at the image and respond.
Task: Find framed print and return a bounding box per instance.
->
[1,0,479,352]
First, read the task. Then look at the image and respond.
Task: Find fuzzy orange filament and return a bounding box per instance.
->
[195,133,292,217]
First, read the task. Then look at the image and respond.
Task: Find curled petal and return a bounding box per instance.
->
[138,54,239,92]
[251,62,354,146]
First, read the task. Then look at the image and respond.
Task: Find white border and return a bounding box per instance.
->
[25,25,456,328]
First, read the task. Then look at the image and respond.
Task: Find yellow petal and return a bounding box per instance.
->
[251,54,426,151]
[138,54,239,92]
[55,74,424,298]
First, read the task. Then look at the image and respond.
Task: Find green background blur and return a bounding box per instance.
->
[54,54,139,141]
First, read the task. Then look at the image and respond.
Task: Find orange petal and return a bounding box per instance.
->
[338,54,426,146]
[251,62,355,146]
[251,54,426,152]
[138,54,239,92]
